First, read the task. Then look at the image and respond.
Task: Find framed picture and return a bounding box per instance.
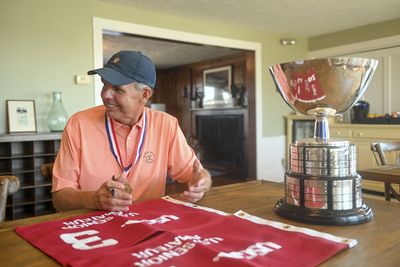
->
[6,100,37,133]
[203,65,232,106]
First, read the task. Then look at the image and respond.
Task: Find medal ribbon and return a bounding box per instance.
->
[105,111,147,173]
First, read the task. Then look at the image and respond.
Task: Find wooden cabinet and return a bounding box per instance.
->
[330,124,400,193]
[0,133,61,221]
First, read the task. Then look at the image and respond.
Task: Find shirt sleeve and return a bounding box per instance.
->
[167,118,198,183]
[51,117,82,192]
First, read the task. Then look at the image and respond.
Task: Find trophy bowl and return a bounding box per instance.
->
[269,57,378,117]
[269,57,378,225]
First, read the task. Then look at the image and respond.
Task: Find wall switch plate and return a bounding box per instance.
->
[75,75,91,85]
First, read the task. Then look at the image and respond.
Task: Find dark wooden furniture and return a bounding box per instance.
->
[0,133,61,220]
[359,165,400,201]
[1,181,399,266]
[154,51,256,179]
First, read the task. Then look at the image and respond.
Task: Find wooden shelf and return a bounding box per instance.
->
[0,132,61,221]
[0,153,57,160]
[0,168,34,175]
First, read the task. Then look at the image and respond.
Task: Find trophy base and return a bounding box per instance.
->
[275,199,373,225]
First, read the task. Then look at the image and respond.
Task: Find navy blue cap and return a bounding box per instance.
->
[88,50,156,87]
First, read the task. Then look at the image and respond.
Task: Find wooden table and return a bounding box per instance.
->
[1,181,399,266]
[359,165,400,201]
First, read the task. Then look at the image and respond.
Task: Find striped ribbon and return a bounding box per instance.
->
[105,111,147,173]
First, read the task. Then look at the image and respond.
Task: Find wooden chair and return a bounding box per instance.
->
[371,141,400,201]
[0,176,20,223]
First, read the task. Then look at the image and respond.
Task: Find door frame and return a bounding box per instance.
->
[92,17,262,178]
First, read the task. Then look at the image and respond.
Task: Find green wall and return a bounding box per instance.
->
[0,0,94,133]
[2,1,400,137]
[309,18,400,51]
[0,0,305,136]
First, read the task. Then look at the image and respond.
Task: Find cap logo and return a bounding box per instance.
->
[112,56,120,64]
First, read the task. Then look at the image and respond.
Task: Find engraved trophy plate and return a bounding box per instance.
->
[270,57,377,225]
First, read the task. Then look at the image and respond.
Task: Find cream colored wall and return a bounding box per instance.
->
[0,0,94,133]
[0,0,307,137]
[309,18,400,51]
[3,1,397,180]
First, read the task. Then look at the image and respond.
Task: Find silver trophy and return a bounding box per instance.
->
[269,57,378,225]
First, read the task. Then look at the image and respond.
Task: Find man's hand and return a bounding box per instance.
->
[92,172,133,211]
[182,159,212,203]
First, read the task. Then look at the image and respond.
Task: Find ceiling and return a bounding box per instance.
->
[102,0,400,69]
[103,32,244,69]
[103,0,400,37]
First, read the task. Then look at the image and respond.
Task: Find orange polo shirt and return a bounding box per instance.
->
[52,106,197,202]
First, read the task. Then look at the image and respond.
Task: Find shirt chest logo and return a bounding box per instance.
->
[143,151,156,163]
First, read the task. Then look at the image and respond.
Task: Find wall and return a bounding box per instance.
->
[0,0,308,180]
[308,19,400,117]
[309,18,400,51]
[2,1,398,181]
[0,0,307,136]
[0,0,94,133]
[2,1,400,181]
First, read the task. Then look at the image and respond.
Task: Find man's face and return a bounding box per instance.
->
[100,79,143,125]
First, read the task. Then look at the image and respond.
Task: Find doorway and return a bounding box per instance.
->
[92,17,262,179]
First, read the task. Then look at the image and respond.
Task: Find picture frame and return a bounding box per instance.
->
[6,100,37,133]
[203,65,232,106]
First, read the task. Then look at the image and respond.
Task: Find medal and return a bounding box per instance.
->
[105,111,147,175]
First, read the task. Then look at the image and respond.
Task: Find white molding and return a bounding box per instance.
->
[257,135,285,182]
[384,56,391,113]
[92,17,264,178]
[307,34,400,58]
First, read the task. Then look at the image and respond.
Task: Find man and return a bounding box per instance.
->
[52,50,212,212]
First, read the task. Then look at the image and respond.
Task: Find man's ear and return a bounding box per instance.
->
[142,87,153,102]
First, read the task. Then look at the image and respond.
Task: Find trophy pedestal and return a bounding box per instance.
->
[275,199,373,225]
[275,138,373,225]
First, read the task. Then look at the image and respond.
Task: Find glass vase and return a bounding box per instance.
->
[47,91,68,132]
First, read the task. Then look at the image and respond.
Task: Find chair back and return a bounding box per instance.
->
[371,141,400,166]
[0,176,20,223]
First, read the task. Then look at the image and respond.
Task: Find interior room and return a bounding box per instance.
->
[1,1,400,265]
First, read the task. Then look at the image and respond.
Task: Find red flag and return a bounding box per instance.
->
[15,198,355,267]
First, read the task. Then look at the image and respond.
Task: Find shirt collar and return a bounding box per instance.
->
[110,109,145,130]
